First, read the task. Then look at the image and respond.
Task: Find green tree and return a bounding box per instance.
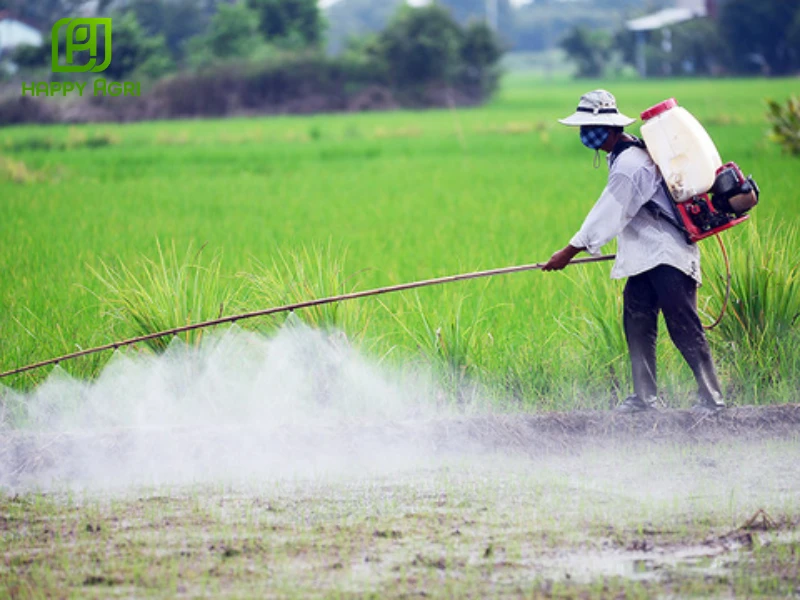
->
[12,42,50,70]
[461,21,502,69]
[459,20,503,97]
[559,26,611,78]
[376,4,463,87]
[102,12,171,80]
[324,0,403,54]
[718,0,800,75]
[127,0,208,61]
[204,3,261,59]
[246,0,324,48]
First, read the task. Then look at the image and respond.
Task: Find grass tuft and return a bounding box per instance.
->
[0,155,42,184]
[242,244,374,342]
[382,283,502,404]
[704,219,800,402]
[91,241,240,352]
[559,265,629,406]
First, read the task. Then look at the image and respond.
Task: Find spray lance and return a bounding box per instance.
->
[0,256,616,380]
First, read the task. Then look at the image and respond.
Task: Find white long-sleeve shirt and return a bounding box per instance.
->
[569,142,701,284]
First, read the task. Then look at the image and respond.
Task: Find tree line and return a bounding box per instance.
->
[8,0,501,92]
[2,1,503,123]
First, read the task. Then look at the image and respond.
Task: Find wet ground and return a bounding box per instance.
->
[2,413,799,598]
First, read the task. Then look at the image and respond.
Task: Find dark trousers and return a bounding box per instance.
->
[623,265,723,403]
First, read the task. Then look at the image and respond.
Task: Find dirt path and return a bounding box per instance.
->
[450,403,800,450]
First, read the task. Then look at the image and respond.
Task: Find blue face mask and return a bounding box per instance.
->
[580,126,610,150]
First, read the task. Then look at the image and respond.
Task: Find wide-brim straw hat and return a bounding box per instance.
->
[558,89,636,127]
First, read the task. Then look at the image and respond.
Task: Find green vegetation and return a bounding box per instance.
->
[244,244,373,342]
[1,74,799,600]
[91,241,238,352]
[1,76,798,410]
[767,95,800,156]
[5,3,503,124]
[703,222,800,401]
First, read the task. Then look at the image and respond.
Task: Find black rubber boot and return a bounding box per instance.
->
[615,395,658,414]
[691,392,726,413]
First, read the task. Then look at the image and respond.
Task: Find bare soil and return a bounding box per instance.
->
[2,407,799,598]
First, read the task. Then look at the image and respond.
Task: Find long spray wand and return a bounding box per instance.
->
[0,255,616,379]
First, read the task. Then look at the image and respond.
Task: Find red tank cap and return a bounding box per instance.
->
[641,98,678,121]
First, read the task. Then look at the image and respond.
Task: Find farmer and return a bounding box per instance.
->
[542,89,725,413]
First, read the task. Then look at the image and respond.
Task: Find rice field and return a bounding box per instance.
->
[2,75,799,407]
[2,74,800,598]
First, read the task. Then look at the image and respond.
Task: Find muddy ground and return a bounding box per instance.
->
[2,405,799,598]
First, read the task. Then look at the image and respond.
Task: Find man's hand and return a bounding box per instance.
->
[542,245,582,271]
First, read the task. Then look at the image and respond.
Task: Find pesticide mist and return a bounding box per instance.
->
[1,322,799,528]
[0,324,469,491]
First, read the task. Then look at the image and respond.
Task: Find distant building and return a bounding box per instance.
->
[626,0,721,77]
[0,12,43,58]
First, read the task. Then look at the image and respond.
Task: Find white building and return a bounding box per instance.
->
[626,0,718,77]
[0,14,43,56]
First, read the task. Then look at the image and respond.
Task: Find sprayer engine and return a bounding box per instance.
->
[675,162,760,243]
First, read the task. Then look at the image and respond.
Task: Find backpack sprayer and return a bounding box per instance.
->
[631,97,761,331]
[0,99,761,381]
[640,98,760,243]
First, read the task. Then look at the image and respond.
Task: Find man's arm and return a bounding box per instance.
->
[543,169,641,272]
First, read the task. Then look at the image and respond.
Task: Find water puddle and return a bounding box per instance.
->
[543,529,800,583]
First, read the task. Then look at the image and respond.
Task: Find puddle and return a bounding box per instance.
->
[543,529,800,583]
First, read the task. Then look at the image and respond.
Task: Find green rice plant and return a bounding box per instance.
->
[491,334,558,410]
[702,220,800,402]
[558,266,630,406]
[382,283,502,403]
[242,244,374,343]
[2,77,799,401]
[0,307,109,393]
[91,241,240,352]
[65,128,120,149]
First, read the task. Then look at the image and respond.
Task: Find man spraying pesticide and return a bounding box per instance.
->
[543,90,759,413]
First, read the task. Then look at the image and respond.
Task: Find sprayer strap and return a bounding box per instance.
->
[610,136,693,245]
[649,181,694,245]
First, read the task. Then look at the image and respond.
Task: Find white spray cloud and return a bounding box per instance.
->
[0,324,469,492]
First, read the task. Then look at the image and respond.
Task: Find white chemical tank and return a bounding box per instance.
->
[640,98,722,202]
